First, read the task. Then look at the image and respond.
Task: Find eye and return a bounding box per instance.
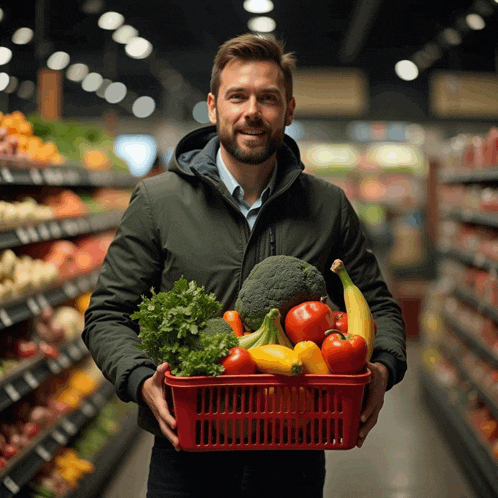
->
[229,94,245,101]
[261,94,279,103]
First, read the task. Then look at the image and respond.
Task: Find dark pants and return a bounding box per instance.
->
[147,436,326,498]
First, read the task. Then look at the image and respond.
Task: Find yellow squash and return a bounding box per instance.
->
[249,344,303,376]
[330,259,375,360]
[294,341,329,374]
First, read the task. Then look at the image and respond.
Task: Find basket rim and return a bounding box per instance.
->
[164,370,371,388]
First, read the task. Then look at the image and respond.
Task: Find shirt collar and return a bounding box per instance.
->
[216,148,278,203]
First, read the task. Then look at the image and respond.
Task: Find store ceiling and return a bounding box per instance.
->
[2,0,498,120]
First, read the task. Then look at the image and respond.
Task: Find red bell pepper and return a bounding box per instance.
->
[321,330,367,375]
[284,301,335,346]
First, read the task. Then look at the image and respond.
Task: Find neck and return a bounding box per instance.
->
[220,145,276,205]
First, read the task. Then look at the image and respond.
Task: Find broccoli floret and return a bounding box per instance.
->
[235,255,327,330]
[192,317,235,350]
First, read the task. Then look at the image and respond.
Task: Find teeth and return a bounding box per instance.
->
[241,131,264,135]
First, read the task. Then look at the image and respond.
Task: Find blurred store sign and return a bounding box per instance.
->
[114,134,157,177]
[431,71,498,118]
[292,69,368,116]
[365,144,424,170]
[347,122,425,144]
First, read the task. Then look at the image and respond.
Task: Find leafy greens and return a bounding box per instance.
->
[130,277,237,376]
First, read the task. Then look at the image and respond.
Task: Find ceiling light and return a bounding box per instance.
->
[441,28,461,46]
[424,43,442,61]
[247,16,276,33]
[105,82,127,103]
[125,37,153,59]
[47,51,70,70]
[466,13,485,29]
[81,0,104,14]
[4,75,17,93]
[17,80,35,99]
[0,9,3,22]
[394,60,419,81]
[98,11,125,30]
[112,25,138,44]
[132,96,156,118]
[192,101,209,123]
[243,0,274,14]
[82,72,103,92]
[12,27,34,45]
[96,78,112,98]
[0,73,9,91]
[66,63,89,82]
[0,47,13,65]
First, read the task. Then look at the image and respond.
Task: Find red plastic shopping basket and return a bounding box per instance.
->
[164,370,371,451]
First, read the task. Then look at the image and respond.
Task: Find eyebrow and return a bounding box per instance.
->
[224,86,283,96]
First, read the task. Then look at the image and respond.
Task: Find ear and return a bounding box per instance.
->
[285,97,296,127]
[207,93,217,125]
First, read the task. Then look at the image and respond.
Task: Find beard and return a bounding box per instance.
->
[216,114,286,165]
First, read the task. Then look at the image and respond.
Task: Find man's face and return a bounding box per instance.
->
[207,59,295,165]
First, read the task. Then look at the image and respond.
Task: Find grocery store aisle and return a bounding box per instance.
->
[101,340,478,498]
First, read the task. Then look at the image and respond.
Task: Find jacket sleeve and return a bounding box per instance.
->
[326,189,407,391]
[82,181,160,404]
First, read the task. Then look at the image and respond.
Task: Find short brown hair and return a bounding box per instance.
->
[210,33,297,102]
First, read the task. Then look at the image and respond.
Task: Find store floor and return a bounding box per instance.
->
[101,339,478,498]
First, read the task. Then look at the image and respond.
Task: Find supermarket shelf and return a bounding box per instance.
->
[65,404,140,498]
[439,169,498,184]
[0,212,124,251]
[438,342,498,421]
[0,164,136,188]
[0,382,115,498]
[439,246,498,274]
[0,338,89,413]
[441,209,498,229]
[0,271,99,331]
[443,311,498,369]
[420,365,498,498]
[452,286,498,324]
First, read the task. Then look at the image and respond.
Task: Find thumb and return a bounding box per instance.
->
[153,362,170,384]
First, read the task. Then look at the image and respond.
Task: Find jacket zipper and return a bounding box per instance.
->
[269,226,276,256]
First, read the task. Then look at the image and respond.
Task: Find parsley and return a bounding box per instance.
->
[130,277,226,375]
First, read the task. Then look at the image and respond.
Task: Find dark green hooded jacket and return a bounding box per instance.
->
[82,125,407,441]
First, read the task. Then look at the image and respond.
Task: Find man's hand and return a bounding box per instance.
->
[356,361,389,448]
[141,362,179,450]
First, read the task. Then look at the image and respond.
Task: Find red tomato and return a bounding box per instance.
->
[15,340,39,359]
[22,422,40,439]
[321,331,367,375]
[220,347,257,375]
[39,342,59,359]
[285,301,335,346]
[332,311,348,334]
[2,444,18,460]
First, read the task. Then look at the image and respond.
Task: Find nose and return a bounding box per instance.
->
[244,96,261,120]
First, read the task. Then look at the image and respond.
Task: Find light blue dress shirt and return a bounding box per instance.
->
[216,148,277,231]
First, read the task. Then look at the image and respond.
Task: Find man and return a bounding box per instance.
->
[83,33,406,497]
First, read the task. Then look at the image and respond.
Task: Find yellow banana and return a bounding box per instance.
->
[330,259,375,360]
[249,344,303,376]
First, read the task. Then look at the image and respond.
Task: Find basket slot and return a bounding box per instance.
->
[337,389,343,413]
[338,417,344,444]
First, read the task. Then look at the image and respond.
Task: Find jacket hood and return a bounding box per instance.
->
[167,125,304,181]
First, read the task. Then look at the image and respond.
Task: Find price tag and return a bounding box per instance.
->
[67,343,82,361]
[26,225,40,242]
[63,281,79,298]
[27,297,41,315]
[35,445,52,462]
[80,401,96,417]
[1,167,14,183]
[48,221,62,239]
[77,276,90,292]
[38,223,51,240]
[0,308,13,327]
[64,169,81,185]
[58,353,71,369]
[61,418,77,435]
[30,168,44,184]
[36,293,50,310]
[77,217,91,232]
[4,383,21,402]
[61,219,77,236]
[52,429,68,445]
[15,226,30,245]
[23,371,39,389]
[2,476,20,494]
[47,359,62,374]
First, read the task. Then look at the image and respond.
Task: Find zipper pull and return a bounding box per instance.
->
[269,226,276,256]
